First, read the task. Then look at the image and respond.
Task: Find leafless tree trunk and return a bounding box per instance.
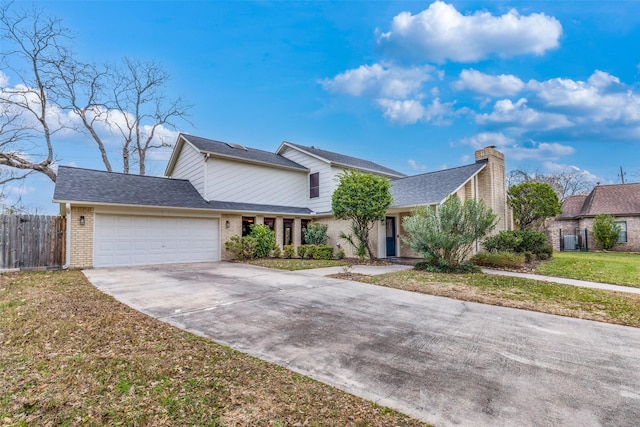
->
[508,167,592,202]
[0,3,69,182]
[111,58,191,175]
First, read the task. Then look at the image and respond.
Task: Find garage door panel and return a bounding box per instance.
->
[94,214,219,267]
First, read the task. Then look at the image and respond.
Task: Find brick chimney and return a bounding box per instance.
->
[474,146,511,231]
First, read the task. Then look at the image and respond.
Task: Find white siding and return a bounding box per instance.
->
[205,158,307,206]
[279,146,334,213]
[170,142,205,196]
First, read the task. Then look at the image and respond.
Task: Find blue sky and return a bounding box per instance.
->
[2,0,640,213]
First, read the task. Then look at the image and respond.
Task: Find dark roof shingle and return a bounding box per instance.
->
[390,161,487,207]
[53,166,212,209]
[184,134,308,171]
[561,183,640,218]
[282,141,405,178]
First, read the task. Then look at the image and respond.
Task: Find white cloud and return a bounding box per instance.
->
[408,159,428,172]
[542,162,598,182]
[459,131,515,149]
[321,63,434,99]
[454,69,525,97]
[377,98,455,125]
[506,142,574,161]
[528,70,640,124]
[378,1,562,63]
[0,71,8,88]
[476,98,573,130]
[459,132,574,162]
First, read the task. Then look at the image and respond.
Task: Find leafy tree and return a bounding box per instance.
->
[508,182,562,230]
[592,214,621,250]
[331,169,392,260]
[402,196,497,269]
[303,222,329,245]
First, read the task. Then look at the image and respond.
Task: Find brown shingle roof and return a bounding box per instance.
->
[560,183,640,218]
[559,194,588,219]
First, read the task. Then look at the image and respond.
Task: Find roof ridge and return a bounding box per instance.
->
[58,165,187,182]
[185,134,277,156]
[394,160,486,180]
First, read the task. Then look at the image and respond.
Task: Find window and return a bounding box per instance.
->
[617,221,628,243]
[301,219,311,244]
[241,217,255,236]
[283,218,293,246]
[310,172,319,198]
[264,218,275,231]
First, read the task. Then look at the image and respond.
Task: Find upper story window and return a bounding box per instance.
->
[310,172,319,198]
[616,221,627,243]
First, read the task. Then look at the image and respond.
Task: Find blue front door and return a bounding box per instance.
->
[386,217,396,257]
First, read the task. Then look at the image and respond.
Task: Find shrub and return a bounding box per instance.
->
[592,214,621,250]
[303,222,329,245]
[414,259,480,274]
[313,244,334,260]
[272,245,281,258]
[336,249,345,259]
[249,224,275,258]
[224,235,257,260]
[283,245,295,258]
[402,196,497,269]
[483,230,550,259]
[297,245,312,259]
[470,251,525,269]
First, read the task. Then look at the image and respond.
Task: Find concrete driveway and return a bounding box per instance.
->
[84,262,640,427]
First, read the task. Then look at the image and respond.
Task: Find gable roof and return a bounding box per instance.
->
[168,134,308,174]
[278,141,406,178]
[53,166,213,210]
[560,183,640,218]
[390,160,487,208]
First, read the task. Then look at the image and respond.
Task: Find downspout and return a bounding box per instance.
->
[62,203,71,269]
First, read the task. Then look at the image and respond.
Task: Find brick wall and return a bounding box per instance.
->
[69,206,94,268]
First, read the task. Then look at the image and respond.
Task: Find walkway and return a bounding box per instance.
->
[482,269,640,295]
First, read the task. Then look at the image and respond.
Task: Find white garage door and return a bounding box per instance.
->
[94,214,219,267]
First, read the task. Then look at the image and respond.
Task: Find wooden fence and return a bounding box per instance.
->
[0,215,66,270]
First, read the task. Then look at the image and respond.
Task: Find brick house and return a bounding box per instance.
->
[53,134,511,268]
[549,182,640,252]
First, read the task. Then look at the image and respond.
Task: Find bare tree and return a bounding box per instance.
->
[110,57,191,175]
[508,167,593,202]
[0,3,191,180]
[0,3,70,182]
[53,60,114,171]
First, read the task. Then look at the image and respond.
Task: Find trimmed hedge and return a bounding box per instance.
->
[483,230,552,259]
[470,251,525,269]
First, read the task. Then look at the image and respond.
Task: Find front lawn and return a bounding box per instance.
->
[361,270,640,328]
[0,270,428,427]
[535,251,640,287]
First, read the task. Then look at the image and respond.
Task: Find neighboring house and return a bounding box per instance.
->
[550,183,640,252]
[53,134,510,268]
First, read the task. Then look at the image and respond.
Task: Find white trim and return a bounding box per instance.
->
[51,200,216,213]
[63,203,71,269]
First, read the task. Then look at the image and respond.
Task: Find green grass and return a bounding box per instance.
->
[362,270,640,327]
[247,258,349,270]
[536,251,640,287]
[0,270,429,427]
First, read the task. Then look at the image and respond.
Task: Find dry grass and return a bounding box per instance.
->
[344,270,640,328]
[0,270,429,427]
